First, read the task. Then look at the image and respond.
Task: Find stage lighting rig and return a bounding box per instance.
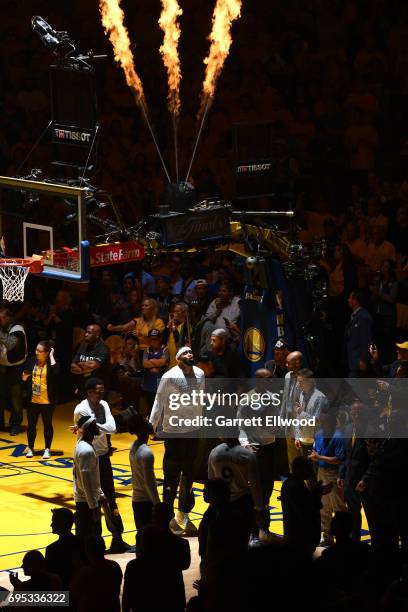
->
[31,16,76,59]
[31,16,107,68]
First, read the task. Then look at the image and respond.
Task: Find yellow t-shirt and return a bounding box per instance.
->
[133,317,165,350]
[32,363,50,405]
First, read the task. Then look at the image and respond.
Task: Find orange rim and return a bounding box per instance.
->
[0,255,44,274]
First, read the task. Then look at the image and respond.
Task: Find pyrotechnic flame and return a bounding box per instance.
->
[199,0,242,117]
[99,0,146,108]
[159,0,183,116]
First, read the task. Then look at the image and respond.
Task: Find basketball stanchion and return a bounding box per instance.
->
[0,255,43,302]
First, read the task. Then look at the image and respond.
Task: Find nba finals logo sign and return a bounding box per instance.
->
[243,327,265,362]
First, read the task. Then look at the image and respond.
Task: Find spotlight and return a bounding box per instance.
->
[245,256,258,270]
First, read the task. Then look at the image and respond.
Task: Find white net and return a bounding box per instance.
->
[0,264,30,302]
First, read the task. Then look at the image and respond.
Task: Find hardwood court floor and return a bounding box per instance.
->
[0,403,370,585]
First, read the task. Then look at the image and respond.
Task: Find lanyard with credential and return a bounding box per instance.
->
[32,364,45,396]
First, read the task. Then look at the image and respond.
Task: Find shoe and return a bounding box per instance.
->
[249,535,261,548]
[169,517,185,536]
[259,529,281,543]
[10,426,22,436]
[319,537,334,548]
[176,511,198,537]
[25,447,34,458]
[42,449,51,459]
[107,538,135,554]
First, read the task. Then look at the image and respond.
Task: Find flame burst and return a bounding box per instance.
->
[99,0,146,108]
[199,0,242,117]
[159,0,183,116]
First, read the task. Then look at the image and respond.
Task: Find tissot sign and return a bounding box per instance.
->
[52,124,94,146]
[90,241,145,267]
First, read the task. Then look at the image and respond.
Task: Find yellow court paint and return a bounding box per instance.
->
[0,405,369,572]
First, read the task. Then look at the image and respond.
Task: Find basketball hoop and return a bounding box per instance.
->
[0,255,44,302]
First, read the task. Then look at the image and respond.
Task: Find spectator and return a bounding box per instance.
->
[264,337,290,378]
[116,334,141,409]
[280,350,303,467]
[238,368,277,542]
[9,550,62,592]
[205,282,241,330]
[0,308,27,435]
[166,302,190,367]
[188,301,215,358]
[370,339,408,378]
[22,340,58,459]
[107,297,165,357]
[370,259,398,363]
[45,290,74,401]
[345,289,373,377]
[309,410,347,546]
[294,368,328,456]
[45,508,82,588]
[154,274,173,320]
[199,479,248,568]
[316,511,371,595]
[123,503,190,612]
[141,328,169,416]
[192,279,211,314]
[71,324,110,397]
[70,536,122,612]
[208,328,242,378]
[337,401,371,541]
[281,456,330,555]
[366,226,397,273]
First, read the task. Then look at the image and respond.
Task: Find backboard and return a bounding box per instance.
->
[0,176,89,282]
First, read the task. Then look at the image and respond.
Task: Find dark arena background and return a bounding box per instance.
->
[0,1,408,610]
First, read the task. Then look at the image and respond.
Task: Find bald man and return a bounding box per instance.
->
[238,368,277,541]
[280,351,304,470]
[71,324,110,398]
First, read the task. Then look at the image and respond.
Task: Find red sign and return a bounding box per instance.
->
[90,241,145,267]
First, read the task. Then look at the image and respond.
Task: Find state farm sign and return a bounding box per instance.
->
[90,241,145,267]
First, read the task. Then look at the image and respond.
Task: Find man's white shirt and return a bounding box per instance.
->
[74,398,116,456]
[150,365,205,433]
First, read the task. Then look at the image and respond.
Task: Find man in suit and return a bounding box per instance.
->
[294,368,328,456]
[345,290,373,377]
[337,400,371,541]
[280,351,303,469]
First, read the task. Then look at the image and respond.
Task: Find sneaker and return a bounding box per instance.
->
[42,449,51,459]
[176,511,198,536]
[319,537,334,548]
[169,517,185,536]
[25,447,34,458]
[259,529,281,543]
[10,426,22,436]
[107,538,135,554]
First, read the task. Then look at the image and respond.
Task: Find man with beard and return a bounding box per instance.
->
[150,346,205,536]
[265,338,290,378]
